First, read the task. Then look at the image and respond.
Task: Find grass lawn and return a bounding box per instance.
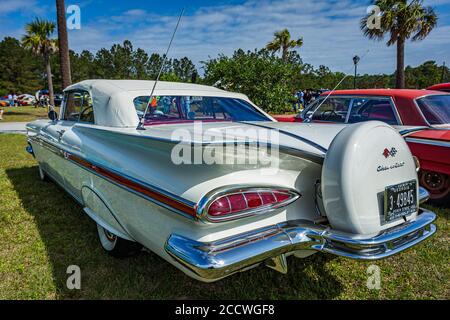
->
[1,106,60,123]
[0,134,448,300]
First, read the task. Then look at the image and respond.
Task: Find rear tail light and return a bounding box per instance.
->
[197,186,301,222]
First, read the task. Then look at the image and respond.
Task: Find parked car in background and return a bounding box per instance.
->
[25,80,435,281]
[34,90,50,108]
[274,89,450,205]
[427,83,450,92]
[0,97,8,107]
[17,94,36,106]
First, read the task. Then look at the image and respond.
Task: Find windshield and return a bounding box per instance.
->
[134,95,271,123]
[416,95,450,125]
[300,99,321,119]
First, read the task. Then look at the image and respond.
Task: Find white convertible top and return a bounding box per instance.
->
[64,80,253,127]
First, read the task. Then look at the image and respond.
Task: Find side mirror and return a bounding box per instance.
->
[48,110,58,121]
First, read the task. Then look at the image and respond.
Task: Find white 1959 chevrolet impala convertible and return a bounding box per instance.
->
[26,80,436,282]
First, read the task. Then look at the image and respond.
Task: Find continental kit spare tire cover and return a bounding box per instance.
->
[321,121,419,236]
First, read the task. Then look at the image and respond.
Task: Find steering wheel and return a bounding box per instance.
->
[320,110,339,121]
[147,110,169,120]
[80,106,94,121]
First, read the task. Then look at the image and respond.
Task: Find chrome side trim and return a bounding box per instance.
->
[405,137,450,148]
[196,185,301,223]
[398,127,429,137]
[241,122,328,154]
[28,135,198,220]
[388,96,403,125]
[278,145,324,165]
[29,136,64,157]
[165,209,436,281]
[67,155,198,220]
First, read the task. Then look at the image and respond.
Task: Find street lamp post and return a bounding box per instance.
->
[441,61,446,83]
[353,55,360,89]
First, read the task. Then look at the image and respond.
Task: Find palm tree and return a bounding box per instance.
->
[361,0,437,88]
[56,0,72,89]
[22,18,58,106]
[266,29,303,62]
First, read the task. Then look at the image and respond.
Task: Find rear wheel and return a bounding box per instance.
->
[97,224,142,258]
[419,170,450,206]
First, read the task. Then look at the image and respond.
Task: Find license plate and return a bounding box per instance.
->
[384,180,418,222]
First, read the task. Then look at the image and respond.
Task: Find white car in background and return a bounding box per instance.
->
[25,80,436,282]
[17,94,36,106]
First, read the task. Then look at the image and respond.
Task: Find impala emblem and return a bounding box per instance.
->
[383,147,397,158]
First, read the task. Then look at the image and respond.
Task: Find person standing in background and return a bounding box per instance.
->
[297,90,304,110]
[304,90,312,105]
[13,93,18,106]
[35,90,40,108]
[291,90,298,112]
[184,96,191,117]
[8,93,13,107]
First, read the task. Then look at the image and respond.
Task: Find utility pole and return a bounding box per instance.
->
[353,55,360,89]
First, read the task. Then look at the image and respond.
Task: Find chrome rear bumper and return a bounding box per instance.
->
[165,209,436,281]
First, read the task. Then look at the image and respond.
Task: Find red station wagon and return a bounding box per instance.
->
[274,89,450,205]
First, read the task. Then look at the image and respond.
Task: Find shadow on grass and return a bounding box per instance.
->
[4,111,39,116]
[6,166,343,299]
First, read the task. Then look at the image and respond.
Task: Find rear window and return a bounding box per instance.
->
[416,95,450,125]
[133,96,270,123]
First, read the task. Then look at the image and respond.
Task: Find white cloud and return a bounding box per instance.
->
[0,0,48,17]
[15,0,450,74]
[0,0,34,15]
[426,0,450,5]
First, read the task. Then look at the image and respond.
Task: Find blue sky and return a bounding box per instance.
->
[1,0,449,75]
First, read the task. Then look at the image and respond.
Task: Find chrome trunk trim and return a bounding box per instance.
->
[241,122,328,154]
[405,137,450,148]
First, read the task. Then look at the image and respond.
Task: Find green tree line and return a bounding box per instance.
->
[0,36,448,113]
[0,37,197,95]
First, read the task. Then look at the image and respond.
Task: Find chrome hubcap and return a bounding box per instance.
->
[426,172,442,189]
[104,229,117,242]
[420,170,450,198]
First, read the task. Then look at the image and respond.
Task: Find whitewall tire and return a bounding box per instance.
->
[96,224,142,257]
